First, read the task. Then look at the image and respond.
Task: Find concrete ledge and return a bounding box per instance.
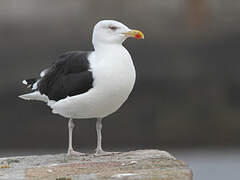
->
[0,149,192,180]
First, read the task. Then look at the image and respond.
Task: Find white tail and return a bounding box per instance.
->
[19,91,48,102]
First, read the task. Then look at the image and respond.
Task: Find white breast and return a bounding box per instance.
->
[51,45,136,119]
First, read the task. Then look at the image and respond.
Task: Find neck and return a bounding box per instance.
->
[93,42,123,52]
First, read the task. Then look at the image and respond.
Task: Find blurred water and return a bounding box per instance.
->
[1,148,240,180]
[172,148,240,180]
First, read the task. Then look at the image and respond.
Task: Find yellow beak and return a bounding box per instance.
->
[124,29,144,39]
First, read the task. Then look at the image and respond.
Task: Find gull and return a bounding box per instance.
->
[19,20,144,156]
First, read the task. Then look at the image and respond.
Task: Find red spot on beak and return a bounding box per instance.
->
[135,33,142,39]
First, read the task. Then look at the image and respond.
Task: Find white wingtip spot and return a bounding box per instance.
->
[22,80,27,85]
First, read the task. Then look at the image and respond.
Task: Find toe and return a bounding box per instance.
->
[95,150,121,156]
[68,149,86,156]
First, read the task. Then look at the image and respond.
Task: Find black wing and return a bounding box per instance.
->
[38,51,94,101]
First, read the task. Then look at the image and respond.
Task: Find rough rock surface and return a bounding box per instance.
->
[0,149,192,180]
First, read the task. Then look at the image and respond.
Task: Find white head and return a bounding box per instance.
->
[92,20,144,48]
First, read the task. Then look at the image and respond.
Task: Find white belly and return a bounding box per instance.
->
[51,46,136,119]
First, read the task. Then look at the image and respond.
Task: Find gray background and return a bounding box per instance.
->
[0,1,240,179]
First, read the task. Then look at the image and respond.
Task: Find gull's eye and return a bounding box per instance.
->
[109,26,118,31]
